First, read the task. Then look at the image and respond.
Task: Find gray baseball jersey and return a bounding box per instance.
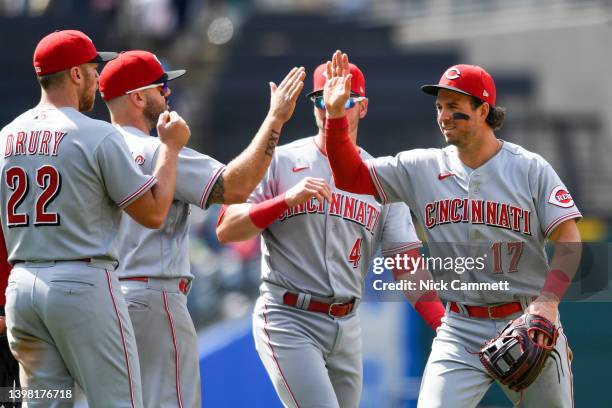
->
[114,125,225,279]
[113,125,224,408]
[367,141,582,304]
[364,140,578,408]
[250,136,420,408]
[1,107,154,407]
[249,136,421,300]
[0,108,156,262]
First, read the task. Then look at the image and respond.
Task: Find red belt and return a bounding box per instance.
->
[449,301,523,319]
[283,292,355,318]
[119,277,191,295]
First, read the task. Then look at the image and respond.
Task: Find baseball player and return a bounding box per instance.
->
[324,51,581,407]
[98,50,306,408]
[0,30,190,407]
[216,62,446,408]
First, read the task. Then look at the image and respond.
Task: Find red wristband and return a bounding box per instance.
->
[391,249,421,280]
[541,269,571,300]
[249,193,289,229]
[414,291,446,331]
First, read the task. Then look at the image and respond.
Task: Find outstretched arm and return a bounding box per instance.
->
[216,177,332,243]
[323,51,378,197]
[207,67,306,206]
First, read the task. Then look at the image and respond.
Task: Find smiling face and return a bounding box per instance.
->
[435,89,489,148]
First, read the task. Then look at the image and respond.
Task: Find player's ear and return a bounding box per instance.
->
[359,98,368,119]
[479,102,490,121]
[128,91,146,108]
[67,66,82,85]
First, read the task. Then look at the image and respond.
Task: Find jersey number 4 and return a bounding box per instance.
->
[348,238,363,268]
[5,166,62,227]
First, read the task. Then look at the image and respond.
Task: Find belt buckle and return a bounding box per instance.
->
[328,302,344,318]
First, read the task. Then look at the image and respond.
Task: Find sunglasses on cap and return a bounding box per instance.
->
[125,73,170,95]
[126,81,169,94]
[311,95,364,111]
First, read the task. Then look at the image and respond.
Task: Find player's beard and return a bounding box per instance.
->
[143,94,168,131]
[78,70,96,112]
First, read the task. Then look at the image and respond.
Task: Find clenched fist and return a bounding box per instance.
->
[284,177,332,207]
[157,110,191,151]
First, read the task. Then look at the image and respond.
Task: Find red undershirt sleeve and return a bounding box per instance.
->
[325,117,379,198]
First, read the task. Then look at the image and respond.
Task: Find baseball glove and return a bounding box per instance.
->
[478,313,558,392]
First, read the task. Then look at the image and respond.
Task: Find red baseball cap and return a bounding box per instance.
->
[307,62,366,98]
[421,64,496,107]
[99,50,186,100]
[33,30,117,76]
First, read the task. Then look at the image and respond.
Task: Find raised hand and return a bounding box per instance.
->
[268,67,306,124]
[157,110,191,151]
[323,50,352,118]
[284,177,332,207]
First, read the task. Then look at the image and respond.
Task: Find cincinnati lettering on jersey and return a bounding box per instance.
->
[4,130,67,158]
[424,198,532,235]
[279,191,382,234]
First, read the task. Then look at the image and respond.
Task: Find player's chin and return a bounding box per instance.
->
[442,132,456,145]
[79,98,96,112]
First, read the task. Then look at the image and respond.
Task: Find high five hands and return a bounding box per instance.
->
[323,50,352,118]
[268,67,307,125]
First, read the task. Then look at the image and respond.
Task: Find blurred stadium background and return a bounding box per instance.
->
[1,0,611,406]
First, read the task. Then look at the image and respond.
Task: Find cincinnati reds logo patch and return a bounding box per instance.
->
[134,155,145,165]
[548,186,574,208]
[445,67,461,80]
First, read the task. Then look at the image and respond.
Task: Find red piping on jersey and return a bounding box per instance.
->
[367,161,388,204]
[163,291,184,408]
[544,212,581,237]
[199,165,226,208]
[118,176,157,208]
[263,303,300,408]
[105,271,136,408]
[561,329,574,408]
[324,117,378,198]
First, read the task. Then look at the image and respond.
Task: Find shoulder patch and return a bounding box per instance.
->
[548,185,574,208]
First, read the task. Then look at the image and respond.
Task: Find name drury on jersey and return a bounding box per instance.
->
[4,129,67,157]
[279,191,382,234]
[425,198,531,235]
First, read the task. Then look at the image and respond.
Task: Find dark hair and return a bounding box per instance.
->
[37,70,68,90]
[471,97,506,131]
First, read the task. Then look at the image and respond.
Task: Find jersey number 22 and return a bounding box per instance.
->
[5,166,61,227]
